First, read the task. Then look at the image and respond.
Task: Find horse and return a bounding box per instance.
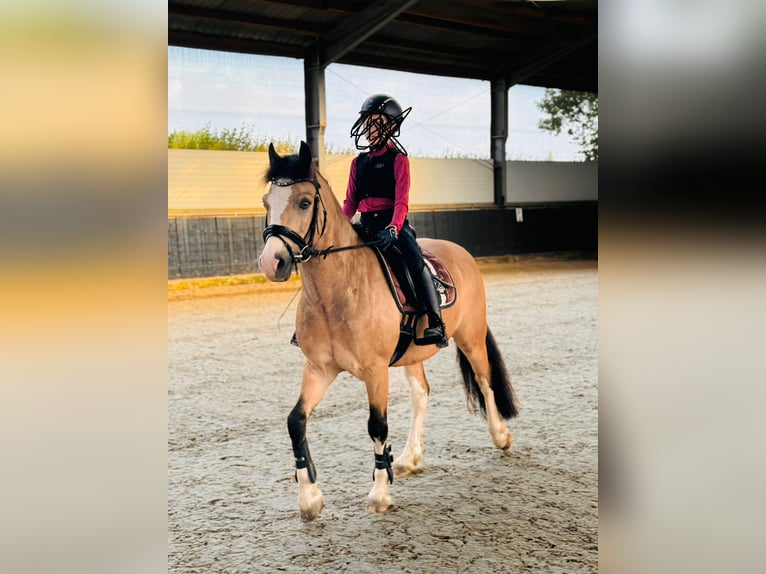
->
[258,141,518,521]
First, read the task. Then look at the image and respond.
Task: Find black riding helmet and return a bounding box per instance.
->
[350,94,412,155]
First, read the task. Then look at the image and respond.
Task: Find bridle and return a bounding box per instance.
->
[262,177,379,265]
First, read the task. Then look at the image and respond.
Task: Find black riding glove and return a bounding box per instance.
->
[376,225,398,251]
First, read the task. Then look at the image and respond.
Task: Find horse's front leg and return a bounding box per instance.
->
[394,362,430,477]
[365,367,394,513]
[287,361,336,521]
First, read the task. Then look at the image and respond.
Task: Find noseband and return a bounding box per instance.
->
[262,177,381,266]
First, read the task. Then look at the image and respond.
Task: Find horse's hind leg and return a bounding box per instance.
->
[454,336,514,454]
[364,366,394,513]
[394,363,430,477]
[287,360,337,521]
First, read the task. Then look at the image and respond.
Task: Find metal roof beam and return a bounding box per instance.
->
[318,0,420,67]
[402,7,589,40]
[169,30,307,59]
[168,3,323,37]
[504,33,596,89]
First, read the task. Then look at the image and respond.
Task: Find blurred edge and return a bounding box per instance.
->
[0,3,167,574]
[600,1,766,573]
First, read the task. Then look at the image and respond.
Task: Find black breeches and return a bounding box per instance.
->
[360,218,429,303]
[393,223,426,274]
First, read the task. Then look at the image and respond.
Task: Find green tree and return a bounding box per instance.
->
[537,89,598,161]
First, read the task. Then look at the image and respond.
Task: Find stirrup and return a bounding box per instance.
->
[415,324,448,348]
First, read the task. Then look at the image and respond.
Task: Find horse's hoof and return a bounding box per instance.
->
[366,495,392,514]
[491,426,513,453]
[393,458,421,477]
[298,485,325,521]
[393,464,414,477]
[299,499,325,521]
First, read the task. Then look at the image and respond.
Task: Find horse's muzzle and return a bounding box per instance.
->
[259,248,292,282]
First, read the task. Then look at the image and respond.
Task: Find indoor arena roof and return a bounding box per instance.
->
[168,0,597,93]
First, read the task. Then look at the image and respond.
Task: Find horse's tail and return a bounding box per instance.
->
[457,328,519,419]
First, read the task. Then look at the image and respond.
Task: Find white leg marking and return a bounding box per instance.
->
[367,440,392,513]
[478,376,513,453]
[296,468,325,521]
[394,369,429,476]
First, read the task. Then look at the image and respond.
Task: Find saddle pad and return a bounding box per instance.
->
[382,248,456,312]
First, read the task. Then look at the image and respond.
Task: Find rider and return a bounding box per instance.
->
[343,94,448,348]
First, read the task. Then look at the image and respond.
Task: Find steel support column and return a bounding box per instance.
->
[304,48,326,173]
[490,77,508,207]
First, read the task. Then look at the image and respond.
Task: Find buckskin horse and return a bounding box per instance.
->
[258,142,518,521]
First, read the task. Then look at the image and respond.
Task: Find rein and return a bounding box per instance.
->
[262,177,380,264]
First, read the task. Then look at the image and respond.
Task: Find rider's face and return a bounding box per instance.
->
[363,114,388,145]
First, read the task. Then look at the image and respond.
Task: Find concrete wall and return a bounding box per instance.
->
[167,149,597,279]
[506,161,598,204]
[168,149,597,213]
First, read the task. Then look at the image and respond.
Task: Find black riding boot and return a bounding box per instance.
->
[416,266,448,348]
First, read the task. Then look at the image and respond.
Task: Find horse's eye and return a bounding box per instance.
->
[299,198,312,210]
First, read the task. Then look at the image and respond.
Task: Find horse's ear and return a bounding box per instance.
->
[268,142,280,167]
[298,141,313,176]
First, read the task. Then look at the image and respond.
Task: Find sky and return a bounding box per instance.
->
[168,46,583,161]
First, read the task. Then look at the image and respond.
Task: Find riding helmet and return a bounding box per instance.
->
[350,94,412,155]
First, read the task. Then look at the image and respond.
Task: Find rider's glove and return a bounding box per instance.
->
[376,225,398,251]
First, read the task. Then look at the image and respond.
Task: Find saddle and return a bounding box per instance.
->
[290,227,458,363]
[369,243,457,366]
